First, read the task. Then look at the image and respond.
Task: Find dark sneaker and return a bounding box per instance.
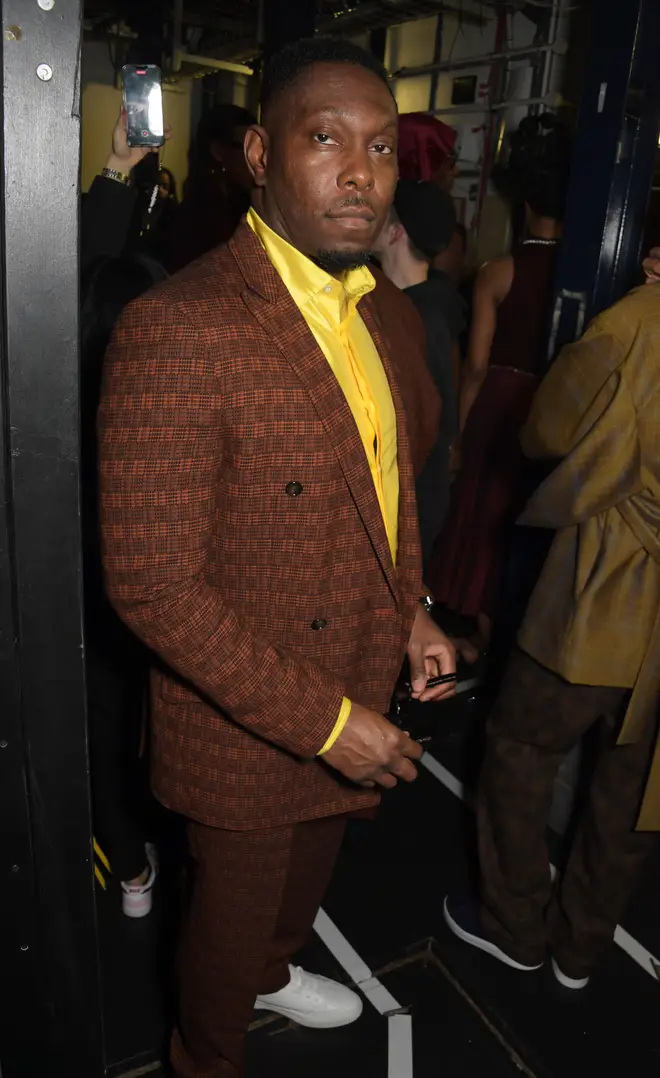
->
[443,895,543,972]
[551,956,589,990]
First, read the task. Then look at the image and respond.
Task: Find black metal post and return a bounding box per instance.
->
[549,0,660,357]
[369,27,387,65]
[0,1,104,1076]
[427,12,443,114]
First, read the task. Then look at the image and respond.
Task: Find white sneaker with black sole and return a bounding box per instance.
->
[255,965,363,1028]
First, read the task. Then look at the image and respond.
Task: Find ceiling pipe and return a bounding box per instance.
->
[429,91,562,115]
[393,39,568,80]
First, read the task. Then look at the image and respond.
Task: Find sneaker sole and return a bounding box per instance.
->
[551,957,589,990]
[443,897,543,972]
[122,898,153,919]
[253,1000,363,1029]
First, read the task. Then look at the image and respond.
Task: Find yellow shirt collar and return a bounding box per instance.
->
[247,207,375,322]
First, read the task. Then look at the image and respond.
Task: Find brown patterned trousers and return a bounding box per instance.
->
[477,647,658,979]
[171,813,347,1078]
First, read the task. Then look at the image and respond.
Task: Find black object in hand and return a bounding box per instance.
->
[387,673,456,745]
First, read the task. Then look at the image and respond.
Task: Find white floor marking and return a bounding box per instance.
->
[420,753,466,803]
[614,925,660,980]
[313,908,402,1014]
[388,1014,414,1078]
[422,750,660,982]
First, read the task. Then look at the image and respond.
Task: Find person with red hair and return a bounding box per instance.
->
[398,112,459,192]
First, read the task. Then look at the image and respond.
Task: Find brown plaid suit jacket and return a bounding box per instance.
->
[98,219,428,829]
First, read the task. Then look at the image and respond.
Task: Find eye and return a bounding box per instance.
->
[313,132,338,145]
[372,143,393,155]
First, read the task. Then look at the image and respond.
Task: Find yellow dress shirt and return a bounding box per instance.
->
[247,207,399,754]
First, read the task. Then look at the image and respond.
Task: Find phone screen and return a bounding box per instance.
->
[122,65,164,148]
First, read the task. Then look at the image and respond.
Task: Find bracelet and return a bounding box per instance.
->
[101,166,131,186]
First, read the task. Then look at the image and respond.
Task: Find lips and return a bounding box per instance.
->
[327,206,376,222]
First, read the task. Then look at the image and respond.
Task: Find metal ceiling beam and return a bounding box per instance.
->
[393,40,569,79]
[83,0,492,64]
[319,0,487,35]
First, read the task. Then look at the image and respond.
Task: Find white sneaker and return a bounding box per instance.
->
[255,965,363,1028]
[121,842,158,919]
[551,956,589,990]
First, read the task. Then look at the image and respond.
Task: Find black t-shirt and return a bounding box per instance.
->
[403,275,457,568]
[426,268,467,342]
[404,275,457,447]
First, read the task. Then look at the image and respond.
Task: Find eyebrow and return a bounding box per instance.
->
[312,105,398,130]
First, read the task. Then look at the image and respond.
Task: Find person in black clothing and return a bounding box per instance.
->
[431,222,468,343]
[82,111,171,916]
[372,179,458,573]
[82,109,173,269]
[130,158,180,265]
[165,103,257,272]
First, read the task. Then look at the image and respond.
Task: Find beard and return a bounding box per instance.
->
[313,249,373,274]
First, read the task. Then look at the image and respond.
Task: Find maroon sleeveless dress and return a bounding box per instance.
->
[428,241,558,618]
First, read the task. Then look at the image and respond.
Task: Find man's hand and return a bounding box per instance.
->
[322,703,423,789]
[408,606,456,702]
[642,247,660,285]
[105,110,172,176]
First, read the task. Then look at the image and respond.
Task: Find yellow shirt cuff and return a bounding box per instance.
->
[317,697,352,755]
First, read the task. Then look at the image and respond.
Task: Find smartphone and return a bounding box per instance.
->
[121,64,164,148]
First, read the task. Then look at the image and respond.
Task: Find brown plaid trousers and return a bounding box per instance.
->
[98,219,434,831]
[478,648,657,977]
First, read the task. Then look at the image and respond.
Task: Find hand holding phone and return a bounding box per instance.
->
[121,64,164,149]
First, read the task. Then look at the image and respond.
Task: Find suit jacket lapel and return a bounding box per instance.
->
[230,222,400,603]
[361,295,421,604]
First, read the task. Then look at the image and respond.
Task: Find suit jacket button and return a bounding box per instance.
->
[285,481,303,497]
[311,618,327,631]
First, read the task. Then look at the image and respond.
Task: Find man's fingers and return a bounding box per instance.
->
[408,644,428,694]
[419,682,456,703]
[399,735,424,761]
[376,771,398,790]
[391,757,419,783]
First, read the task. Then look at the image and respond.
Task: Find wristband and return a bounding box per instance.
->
[101,166,131,186]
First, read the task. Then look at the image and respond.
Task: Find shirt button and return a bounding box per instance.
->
[323,285,332,293]
[311,618,328,631]
[285,481,303,497]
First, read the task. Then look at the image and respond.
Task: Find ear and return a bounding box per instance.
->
[245,125,268,188]
[390,222,406,246]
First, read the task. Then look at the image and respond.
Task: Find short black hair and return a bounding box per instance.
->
[196,104,257,163]
[261,36,393,117]
[523,167,569,221]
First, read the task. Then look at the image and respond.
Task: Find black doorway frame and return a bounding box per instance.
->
[0,1,104,1075]
[549,0,660,357]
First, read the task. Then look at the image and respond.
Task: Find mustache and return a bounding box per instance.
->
[333,195,375,212]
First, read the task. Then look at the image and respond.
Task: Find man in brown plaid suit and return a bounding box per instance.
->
[444,282,660,991]
[99,37,456,1078]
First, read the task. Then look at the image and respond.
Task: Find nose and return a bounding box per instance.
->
[337,141,375,192]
